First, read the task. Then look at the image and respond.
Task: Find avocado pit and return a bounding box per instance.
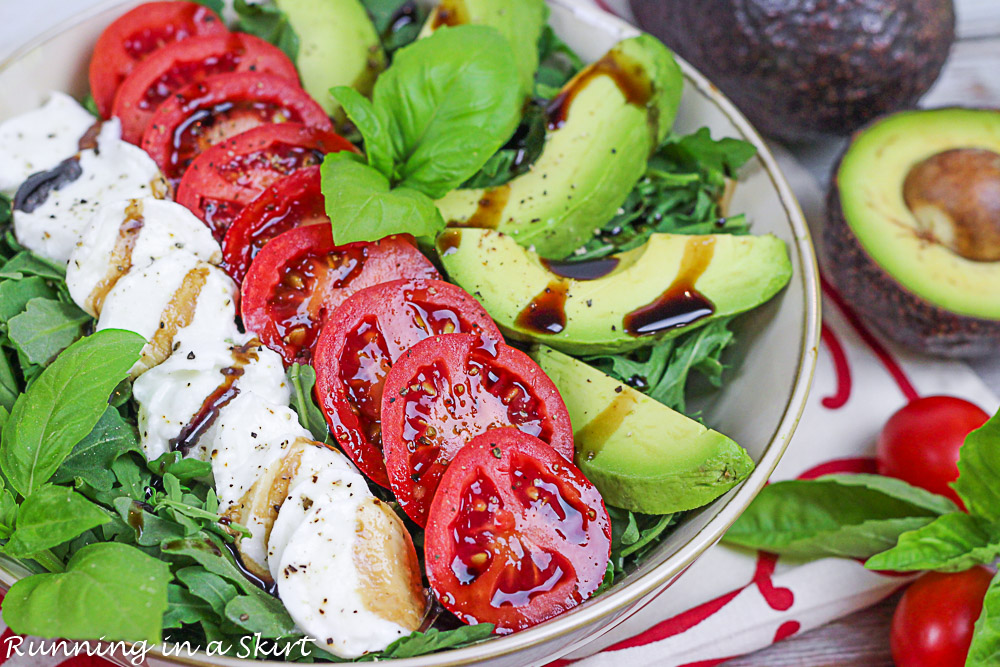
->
[902,148,1000,262]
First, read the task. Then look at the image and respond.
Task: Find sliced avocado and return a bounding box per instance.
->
[276,0,386,115]
[825,108,1000,357]
[419,0,548,96]
[435,34,683,259]
[531,345,753,513]
[438,228,791,354]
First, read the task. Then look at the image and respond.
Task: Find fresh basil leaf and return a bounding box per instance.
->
[376,623,495,658]
[287,363,328,441]
[164,583,216,629]
[0,251,65,280]
[7,298,90,365]
[147,451,213,482]
[817,474,960,515]
[954,410,1000,523]
[865,512,1000,573]
[177,567,239,617]
[4,484,110,558]
[225,595,298,638]
[969,569,1000,667]
[0,276,57,322]
[373,25,522,198]
[2,542,171,643]
[1,329,145,497]
[321,153,444,244]
[724,476,947,559]
[330,86,394,179]
[233,0,299,62]
[51,407,140,491]
[361,0,426,55]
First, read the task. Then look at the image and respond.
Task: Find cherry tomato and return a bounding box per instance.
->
[221,166,327,285]
[425,427,611,634]
[176,123,355,238]
[891,566,994,667]
[313,279,502,487]
[89,1,227,118]
[381,333,574,526]
[877,396,989,507]
[241,226,439,366]
[141,72,334,187]
[112,33,299,144]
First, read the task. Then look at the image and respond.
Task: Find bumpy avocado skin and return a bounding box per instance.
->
[825,171,1000,359]
[437,34,683,259]
[630,0,954,142]
[531,346,754,514]
[276,0,386,115]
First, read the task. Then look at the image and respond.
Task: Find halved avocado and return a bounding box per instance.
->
[276,0,385,115]
[531,346,754,514]
[435,34,683,259]
[824,108,1000,357]
[437,228,791,354]
[418,0,548,96]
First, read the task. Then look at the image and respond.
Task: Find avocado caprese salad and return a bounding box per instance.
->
[0,0,792,660]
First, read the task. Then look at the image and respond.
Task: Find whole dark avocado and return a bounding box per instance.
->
[629,0,955,142]
[823,108,1000,358]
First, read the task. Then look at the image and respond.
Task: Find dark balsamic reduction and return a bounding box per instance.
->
[78,120,104,152]
[623,237,717,337]
[464,184,511,229]
[541,256,620,281]
[435,229,463,257]
[515,281,568,334]
[223,541,279,597]
[13,157,83,213]
[430,0,470,28]
[546,50,655,131]
[169,340,259,455]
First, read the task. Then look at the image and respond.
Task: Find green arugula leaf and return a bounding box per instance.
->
[0,477,16,540]
[233,0,299,62]
[164,583,216,629]
[461,103,547,190]
[0,276,57,322]
[8,298,91,365]
[177,567,238,616]
[533,24,584,99]
[330,86,394,179]
[4,484,110,558]
[113,498,190,546]
[665,127,758,178]
[954,411,1000,523]
[147,451,213,482]
[608,507,677,572]
[2,542,171,643]
[80,94,100,118]
[969,570,1000,667]
[724,475,949,559]
[373,25,522,198]
[1,329,145,497]
[51,407,140,491]
[321,153,444,245]
[0,350,18,412]
[287,363,328,441]
[373,624,495,659]
[225,596,298,638]
[865,512,1000,573]
[0,251,65,280]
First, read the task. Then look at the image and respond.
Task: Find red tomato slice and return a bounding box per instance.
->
[89,1,227,118]
[241,227,440,366]
[425,427,611,634]
[175,123,355,239]
[141,72,335,187]
[313,279,502,488]
[221,166,327,285]
[381,333,574,526]
[112,33,299,144]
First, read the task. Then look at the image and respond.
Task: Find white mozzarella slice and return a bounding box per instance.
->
[12,119,166,264]
[96,255,237,377]
[210,391,308,516]
[0,92,96,196]
[67,197,221,316]
[276,489,426,658]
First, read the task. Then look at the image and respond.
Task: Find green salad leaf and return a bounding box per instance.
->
[8,298,91,366]
[3,542,171,643]
[970,571,1000,667]
[331,86,395,179]
[954,411,1000,523]
[233,0,300,62]
[287,363,329,441]
[3,484,110,558]
[360,0,427,56]
[370,624,496,659]
[865,512,1000,573]
[0,329,144,497]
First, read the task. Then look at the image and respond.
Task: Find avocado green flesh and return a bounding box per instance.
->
[419,0,548,96]
[436,34,683,259]
[276,0,385,116]
[838,108,1000,319]
[531,346,754,514]
[439,228,792,354]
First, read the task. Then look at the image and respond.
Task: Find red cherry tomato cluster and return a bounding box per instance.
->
[90,3,612,633]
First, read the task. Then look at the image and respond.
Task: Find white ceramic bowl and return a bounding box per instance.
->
[0,2,821,665]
